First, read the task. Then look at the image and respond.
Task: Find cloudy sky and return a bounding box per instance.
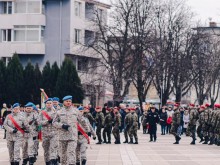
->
[100,0,220,25]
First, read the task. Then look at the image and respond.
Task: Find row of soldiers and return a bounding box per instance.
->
[170,103,220,145]
[3,96,96,165]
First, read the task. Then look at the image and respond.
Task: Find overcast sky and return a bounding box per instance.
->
[100,0,220,25]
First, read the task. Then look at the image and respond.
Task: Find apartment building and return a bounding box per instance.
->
[0,0,111,105]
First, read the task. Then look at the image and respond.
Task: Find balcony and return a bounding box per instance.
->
[0,42,45,56]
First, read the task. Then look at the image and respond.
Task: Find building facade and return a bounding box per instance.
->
[0,0,111,105]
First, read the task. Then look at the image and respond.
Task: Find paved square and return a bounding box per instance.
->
[0,128,220,165]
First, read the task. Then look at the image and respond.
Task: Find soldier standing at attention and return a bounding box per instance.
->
[53,95,88,165]
[76,106,96,165]
[128,108,139,144]
[38,98,57,165]
[123,108,131,143]
[4,103,28,165]
[146,107,160,142]
[84,107,96,127]
[103,108,113,144]
[95,107,104,144]
[187,104,199,145]
[170,104,181,144]
[22,102,39,165]
[112,107,121,144]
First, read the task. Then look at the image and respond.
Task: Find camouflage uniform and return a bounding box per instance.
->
[22,111,39,165]
[33,111,39,160]
[112,112,121,144]
[128,111,138,144]
[84,112,95,126]
[76,116,94,165]
[141,110,148,134]
[214,109,220,145]
[38,107,57,164]
[95,111,104,143]
[102,112,112,143]
[3,112,27,164]
[187,108,199,144]
[170,109,181,144]
[53,106,88,165]
[209,109,219,145]
[124,111,131,143]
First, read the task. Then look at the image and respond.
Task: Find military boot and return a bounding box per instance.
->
[50,159,57,165]
[22,158,28,165]
[173,136,180,144]
[128,138,133,144]
[190,140,195,145]
[202,136,209,144]
[134,138,138,144]
[10,162,14,165]
[76,162,80,165]
[199,137,204,143]
[29,157,35,165]
[14,162,19,165]
[208,137,214,145]
[82,159,87,165]
[123,139,128,143]
[46,162,50,165]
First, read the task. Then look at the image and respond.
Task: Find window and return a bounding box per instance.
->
[74,1,81,17]
[3,1,12,14]
[85,2,95,20]
[77,57,89,71]
[85,30,95,46]
[14,0,41,14]
[14,25,42,42]
[2,29,12,42]
[75,29,81,43]
[1,57,12,66]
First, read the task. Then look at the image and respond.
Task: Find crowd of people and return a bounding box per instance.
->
[1,98,220,165]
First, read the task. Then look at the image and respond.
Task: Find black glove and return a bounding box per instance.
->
[24,130,30,133]
[48,119,53,124]
[93,136,96,140]
[13,128,18,133]
[62,124,70,131]
[88,132,91,137]
[33,137,37,140]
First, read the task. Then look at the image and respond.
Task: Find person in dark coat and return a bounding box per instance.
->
[146,107,160,142]
[160,108,167,135]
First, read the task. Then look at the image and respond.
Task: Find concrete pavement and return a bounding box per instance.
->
[0,128,220,165]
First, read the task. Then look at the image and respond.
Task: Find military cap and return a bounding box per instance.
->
[214,104,220,108]
[106,108,111,111]
[174,103,179,107]
[189,103,195,107]
[33,106,38,111]
[25,102,34,107]
[130,108,136,111]
[62,95,72,101]
[200,105,205,109]
[44,98,53,104]
[53,97,60,102]
[96,106,102,109]
[12,103,20,109]
[205,103,210,107]
[78,106,84,111]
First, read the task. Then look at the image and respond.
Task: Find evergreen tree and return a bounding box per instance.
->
[56,57,84,103]
[42,61,52,96]
[6,54,24,104]
[51,62,60,96]
[33,63,42,104]
[23,62,35,103]
[0,60,6,106]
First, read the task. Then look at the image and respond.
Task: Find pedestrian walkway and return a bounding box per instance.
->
[0,129,220,165]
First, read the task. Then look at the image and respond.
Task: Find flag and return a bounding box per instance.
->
[40,88,48,109]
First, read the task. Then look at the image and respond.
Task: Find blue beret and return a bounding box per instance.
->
[62,95,72,101]
[78,106,84,111]
[25,102,34,107]
[12,103,20,109]
[33,106,38,111]
[44,98,53,104]
[53,97,60,102]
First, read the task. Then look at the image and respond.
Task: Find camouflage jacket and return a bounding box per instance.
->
[53,106,88,141]
[81,116,95,137]
[83,112,95,125]
[104,112,113,127]
[23,111,39,138]
[114,112,121,127]
[214,111,220,130]
[95,112,104,127]
[172,109,181,126]
[3,112,28,141]
[211,110,220,129]
[124,112,131,128]
[38,108,57,137]
[189,108,199,126]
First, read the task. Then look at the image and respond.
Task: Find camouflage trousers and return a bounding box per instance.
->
[42,136,57,162]
[170,124,180,137]
[54,132,59,158]
[33,136,39,155]
[103,126,112,142]
[129,127,138,140]
[7,139,22,162]
[112,125,120,142]
[124,126,130,141]
[96,126,102,142]
[59,140,77,165]
[197,125,203,139]
[76,135,88,163]
[22,137,35,159]
[201,124,209,137]
[188,125,196,140]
